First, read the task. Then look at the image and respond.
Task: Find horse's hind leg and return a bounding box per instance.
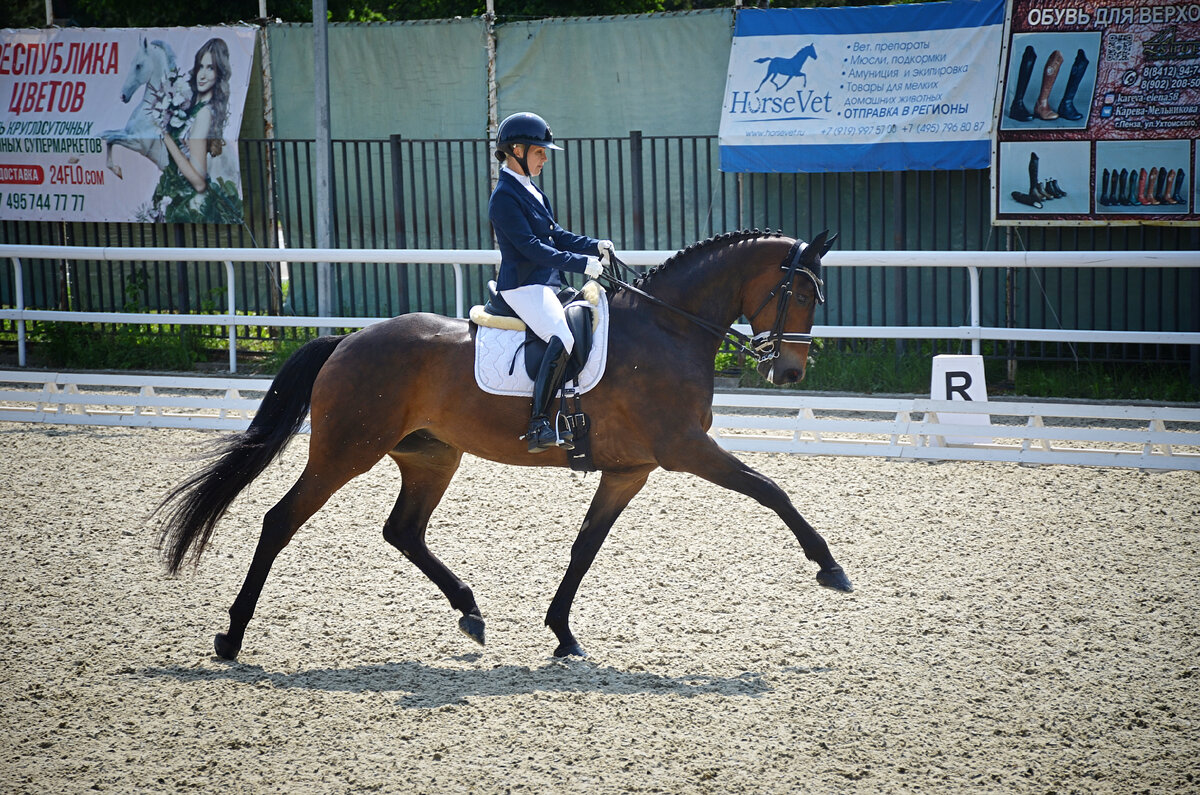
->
[382,433,484,644]
[216,461,362,660]
[546,466,653,657]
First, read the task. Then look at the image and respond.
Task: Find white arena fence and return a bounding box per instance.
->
[2,245,1197,372]
[2,245,1198,470]
[0,370,1197,471]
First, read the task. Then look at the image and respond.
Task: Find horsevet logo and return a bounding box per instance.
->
[727,42,834,120]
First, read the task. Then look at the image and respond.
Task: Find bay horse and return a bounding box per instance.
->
[755,44,818,92]
[154,230,853,661]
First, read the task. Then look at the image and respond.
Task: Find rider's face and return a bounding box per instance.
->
[196,53,216,96]
[513,144,548,177]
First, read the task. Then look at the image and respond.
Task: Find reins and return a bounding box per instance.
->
[598,240,825,365]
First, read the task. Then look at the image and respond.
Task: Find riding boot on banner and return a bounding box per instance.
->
[1154,167,1167,203]
[525,336,574,453]
[1164,168,1178,204]
[1173,169,1187,204]
[1034,50,1064,120]
[1011,151,1043,207]
[1137,168,1150,205]
[1128,167,1139,205]
[1009,46,1037,121]
[1099,169,1110,205]
[1117,169,1129,205]
[1056,49,1090,121]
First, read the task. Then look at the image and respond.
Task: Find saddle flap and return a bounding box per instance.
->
[521,302,595,382]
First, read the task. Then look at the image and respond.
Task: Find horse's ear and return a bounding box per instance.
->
[821,232,838,256]
[800,230,828,266]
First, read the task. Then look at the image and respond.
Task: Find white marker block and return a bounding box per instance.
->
[930,354,991,446]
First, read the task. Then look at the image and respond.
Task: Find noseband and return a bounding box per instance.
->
[601,239,825,367]
[744,239,825,363]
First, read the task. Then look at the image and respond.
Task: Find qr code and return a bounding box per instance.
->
[1106,33,1133,61]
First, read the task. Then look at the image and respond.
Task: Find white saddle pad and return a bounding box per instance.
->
[473,291,610,397]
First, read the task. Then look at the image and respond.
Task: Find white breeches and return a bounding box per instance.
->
[499,284,575,354]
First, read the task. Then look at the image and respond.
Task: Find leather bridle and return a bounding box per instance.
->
[601,239,825,366]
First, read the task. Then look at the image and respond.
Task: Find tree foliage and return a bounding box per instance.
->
[5,0,899,29]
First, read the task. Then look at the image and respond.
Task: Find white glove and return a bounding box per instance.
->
[597,240,615,266]
[584,257,603,279]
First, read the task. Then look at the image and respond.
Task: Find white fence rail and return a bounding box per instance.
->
[2,370,1197,471]
[3,245,1197,372]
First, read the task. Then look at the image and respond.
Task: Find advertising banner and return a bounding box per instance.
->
[0,26,255,224]
[719,0,1005,173]
[994,0,1199,224]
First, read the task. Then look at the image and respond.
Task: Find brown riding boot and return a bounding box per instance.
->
[1034,50,1063,120]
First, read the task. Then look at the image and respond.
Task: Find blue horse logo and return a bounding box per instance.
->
[755,44,818,92]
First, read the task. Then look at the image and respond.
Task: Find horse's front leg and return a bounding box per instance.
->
[546,466,653,657]
[659,432,852,593]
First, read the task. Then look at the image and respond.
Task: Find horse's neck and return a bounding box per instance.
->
[639,251,747,330]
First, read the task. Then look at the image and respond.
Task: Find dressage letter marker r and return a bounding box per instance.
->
[945,371,972,401]
[930,355,991,446]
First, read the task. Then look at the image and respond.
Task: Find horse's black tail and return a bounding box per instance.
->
[154,335,345,574]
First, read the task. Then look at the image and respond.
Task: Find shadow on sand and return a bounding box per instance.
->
[136,655,806,708]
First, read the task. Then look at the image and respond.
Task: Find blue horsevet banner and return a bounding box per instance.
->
[719,0,1005,173]
[0,26,255,223]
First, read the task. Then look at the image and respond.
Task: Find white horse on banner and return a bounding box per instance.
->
[99,38,174,180]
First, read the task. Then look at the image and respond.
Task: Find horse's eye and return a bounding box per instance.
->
[795,293,808,306]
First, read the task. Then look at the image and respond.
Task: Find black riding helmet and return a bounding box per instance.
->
[495,112,562,175]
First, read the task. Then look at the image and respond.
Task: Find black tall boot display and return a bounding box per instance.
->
[1116,169,1128,205]
[1057,49,1090,121]
[1011,151,1044,207]
[1009,45,1037,122]
[525,336,574,453]
[1174,169,1187,204]
[1153,167,1166,204]
[1099,168,1110,205]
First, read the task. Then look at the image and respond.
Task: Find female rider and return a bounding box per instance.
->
[488,112,615,453]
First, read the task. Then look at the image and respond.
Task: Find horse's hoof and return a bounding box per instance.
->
[458,614,485,646]
[553,640,587,658]
[214,632,241,660]
[817,566,854,593]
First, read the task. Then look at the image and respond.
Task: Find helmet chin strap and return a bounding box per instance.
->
[509,145,531,178]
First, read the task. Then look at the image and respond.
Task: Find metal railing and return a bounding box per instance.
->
[3,244,1197,373]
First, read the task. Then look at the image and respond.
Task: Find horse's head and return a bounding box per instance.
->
[801,43,817,61]
[746,230,835,386]
[120,38,173,104]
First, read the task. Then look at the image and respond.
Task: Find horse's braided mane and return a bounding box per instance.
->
[633,228,787,289]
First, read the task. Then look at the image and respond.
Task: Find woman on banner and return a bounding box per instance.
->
[152,37,242,223]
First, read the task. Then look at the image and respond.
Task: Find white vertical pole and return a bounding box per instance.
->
[225,261,238,373]
[45,0,54,25]
[968,265,981,355]
[13,258,26,367]
[313,0,334,336]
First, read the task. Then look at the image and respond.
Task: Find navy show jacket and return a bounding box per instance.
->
[489,169,600,291]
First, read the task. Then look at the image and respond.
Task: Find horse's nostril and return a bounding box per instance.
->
[780,369,801,384]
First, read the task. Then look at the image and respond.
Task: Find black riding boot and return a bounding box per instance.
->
[525,337,574,453]
[1057,49,1090,121]
[1009,45,1037,122]
[1098,169,1110,205]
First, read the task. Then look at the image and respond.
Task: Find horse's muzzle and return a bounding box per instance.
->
[757,356,806,385]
